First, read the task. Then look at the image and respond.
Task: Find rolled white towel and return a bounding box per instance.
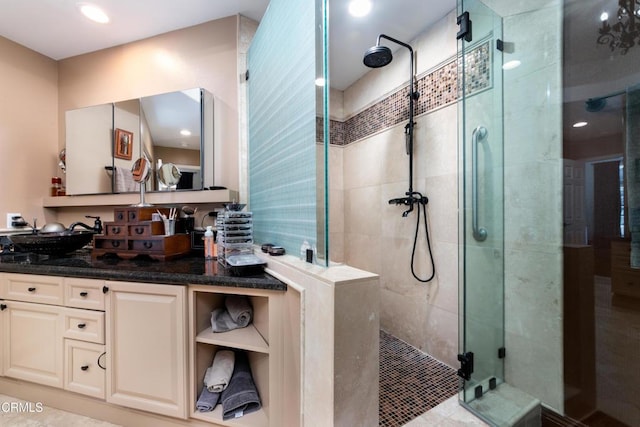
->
[204,350,236,392]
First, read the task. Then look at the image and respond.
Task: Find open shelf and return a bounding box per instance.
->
[196,324,269,354]
[190,289,273,426]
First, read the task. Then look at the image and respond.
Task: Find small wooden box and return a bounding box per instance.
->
[92,206,189,261]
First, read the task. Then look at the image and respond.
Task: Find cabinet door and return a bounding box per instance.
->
[2,301,63,388]
[106,281,187,419]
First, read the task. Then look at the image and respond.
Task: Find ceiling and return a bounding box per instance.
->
[12,1,630,153]
[0,0,455,91]
[563,0,640,146]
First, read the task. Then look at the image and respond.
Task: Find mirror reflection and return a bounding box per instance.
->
[65,88,211,195]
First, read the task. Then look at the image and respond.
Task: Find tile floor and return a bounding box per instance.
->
[0,394,120,427]
[379,329,466,426]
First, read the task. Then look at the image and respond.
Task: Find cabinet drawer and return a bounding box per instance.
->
[65,340,105,399]
[63,308,105,344]
[93,237,127,251]
[612,271,640,299]
[2,273,63,305]
[64,278,105,310]
[128,221,164,237]
[104,223,126,236]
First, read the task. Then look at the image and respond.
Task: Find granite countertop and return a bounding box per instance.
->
[0,249,286,291]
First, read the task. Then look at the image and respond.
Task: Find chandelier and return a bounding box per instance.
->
[597,0,640,54]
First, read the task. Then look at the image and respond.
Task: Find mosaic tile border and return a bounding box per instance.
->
[319,41,491,146]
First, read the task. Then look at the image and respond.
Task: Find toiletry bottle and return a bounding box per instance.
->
[204,226,215,259]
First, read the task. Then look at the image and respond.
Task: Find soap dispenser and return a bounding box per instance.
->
[204,226,216,259]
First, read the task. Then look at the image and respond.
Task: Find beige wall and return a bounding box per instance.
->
[0,36,59,229]
[0,17,241,230]
[57,16,240,191]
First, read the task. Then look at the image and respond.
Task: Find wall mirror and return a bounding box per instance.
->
[65,88,213,195]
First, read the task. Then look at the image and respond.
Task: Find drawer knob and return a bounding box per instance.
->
[112,226,121,234]
[79,291,88,297]
[135,227,145,235]
[111,240,120,248]
[0,304,7,311]
[81,365,89,371]
[27,287,36,292]
[143,241,153,249]
[77,323,86,329]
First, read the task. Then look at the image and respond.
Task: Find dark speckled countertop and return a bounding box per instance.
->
[0,249,285,291]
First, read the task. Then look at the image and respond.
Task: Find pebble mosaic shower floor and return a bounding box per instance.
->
[379,330,461,427]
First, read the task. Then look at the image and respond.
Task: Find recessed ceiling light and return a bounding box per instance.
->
[600,12,609,21]
[180,129,191,136]
[349,0,372,17]
[573,121,588,128]
[502,60,521,70]
[78,3,109,24]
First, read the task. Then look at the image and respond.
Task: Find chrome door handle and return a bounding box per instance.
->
[472,126,488,242]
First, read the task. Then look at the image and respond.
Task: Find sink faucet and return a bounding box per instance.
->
[69,215,102,234]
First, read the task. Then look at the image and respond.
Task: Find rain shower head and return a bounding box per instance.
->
[363,45,393,68]
[584,89,626,112]
[363,34,414,69]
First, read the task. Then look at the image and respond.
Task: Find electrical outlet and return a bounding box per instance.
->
[6,213,22,229]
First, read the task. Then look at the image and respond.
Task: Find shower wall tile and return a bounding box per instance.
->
[328,145,344,262]
[423,303,459,367]
[344,185,382,236]
[344,231,383,278]
[414,106,458,180]
[502,3,564,414]
[342,131,387,189]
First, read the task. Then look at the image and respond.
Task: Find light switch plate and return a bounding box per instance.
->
[6,213,22,228]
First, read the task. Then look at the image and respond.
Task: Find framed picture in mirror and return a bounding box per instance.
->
[114,128,133,160]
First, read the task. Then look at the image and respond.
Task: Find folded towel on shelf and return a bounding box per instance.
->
[196,386,220,412]
[114,167,138,193]
[221,351,261,420]
[204,350,235,392]
[210,295,253,332]
[225,295,253,327]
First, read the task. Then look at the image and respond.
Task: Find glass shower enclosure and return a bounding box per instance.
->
[457,0,506,420]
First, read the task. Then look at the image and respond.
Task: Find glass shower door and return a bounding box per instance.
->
[457,0,505,417]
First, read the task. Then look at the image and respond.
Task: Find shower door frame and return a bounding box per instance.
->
[457,0,506,419]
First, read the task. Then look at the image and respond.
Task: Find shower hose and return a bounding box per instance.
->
[411,192,436,282]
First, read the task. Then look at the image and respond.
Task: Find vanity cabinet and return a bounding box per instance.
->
[2,300,64,388]
[189,285,283,427]
[0,274,106,396]
[105,281,188,419]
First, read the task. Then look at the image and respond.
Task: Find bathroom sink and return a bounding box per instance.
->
[9,231,95,255]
